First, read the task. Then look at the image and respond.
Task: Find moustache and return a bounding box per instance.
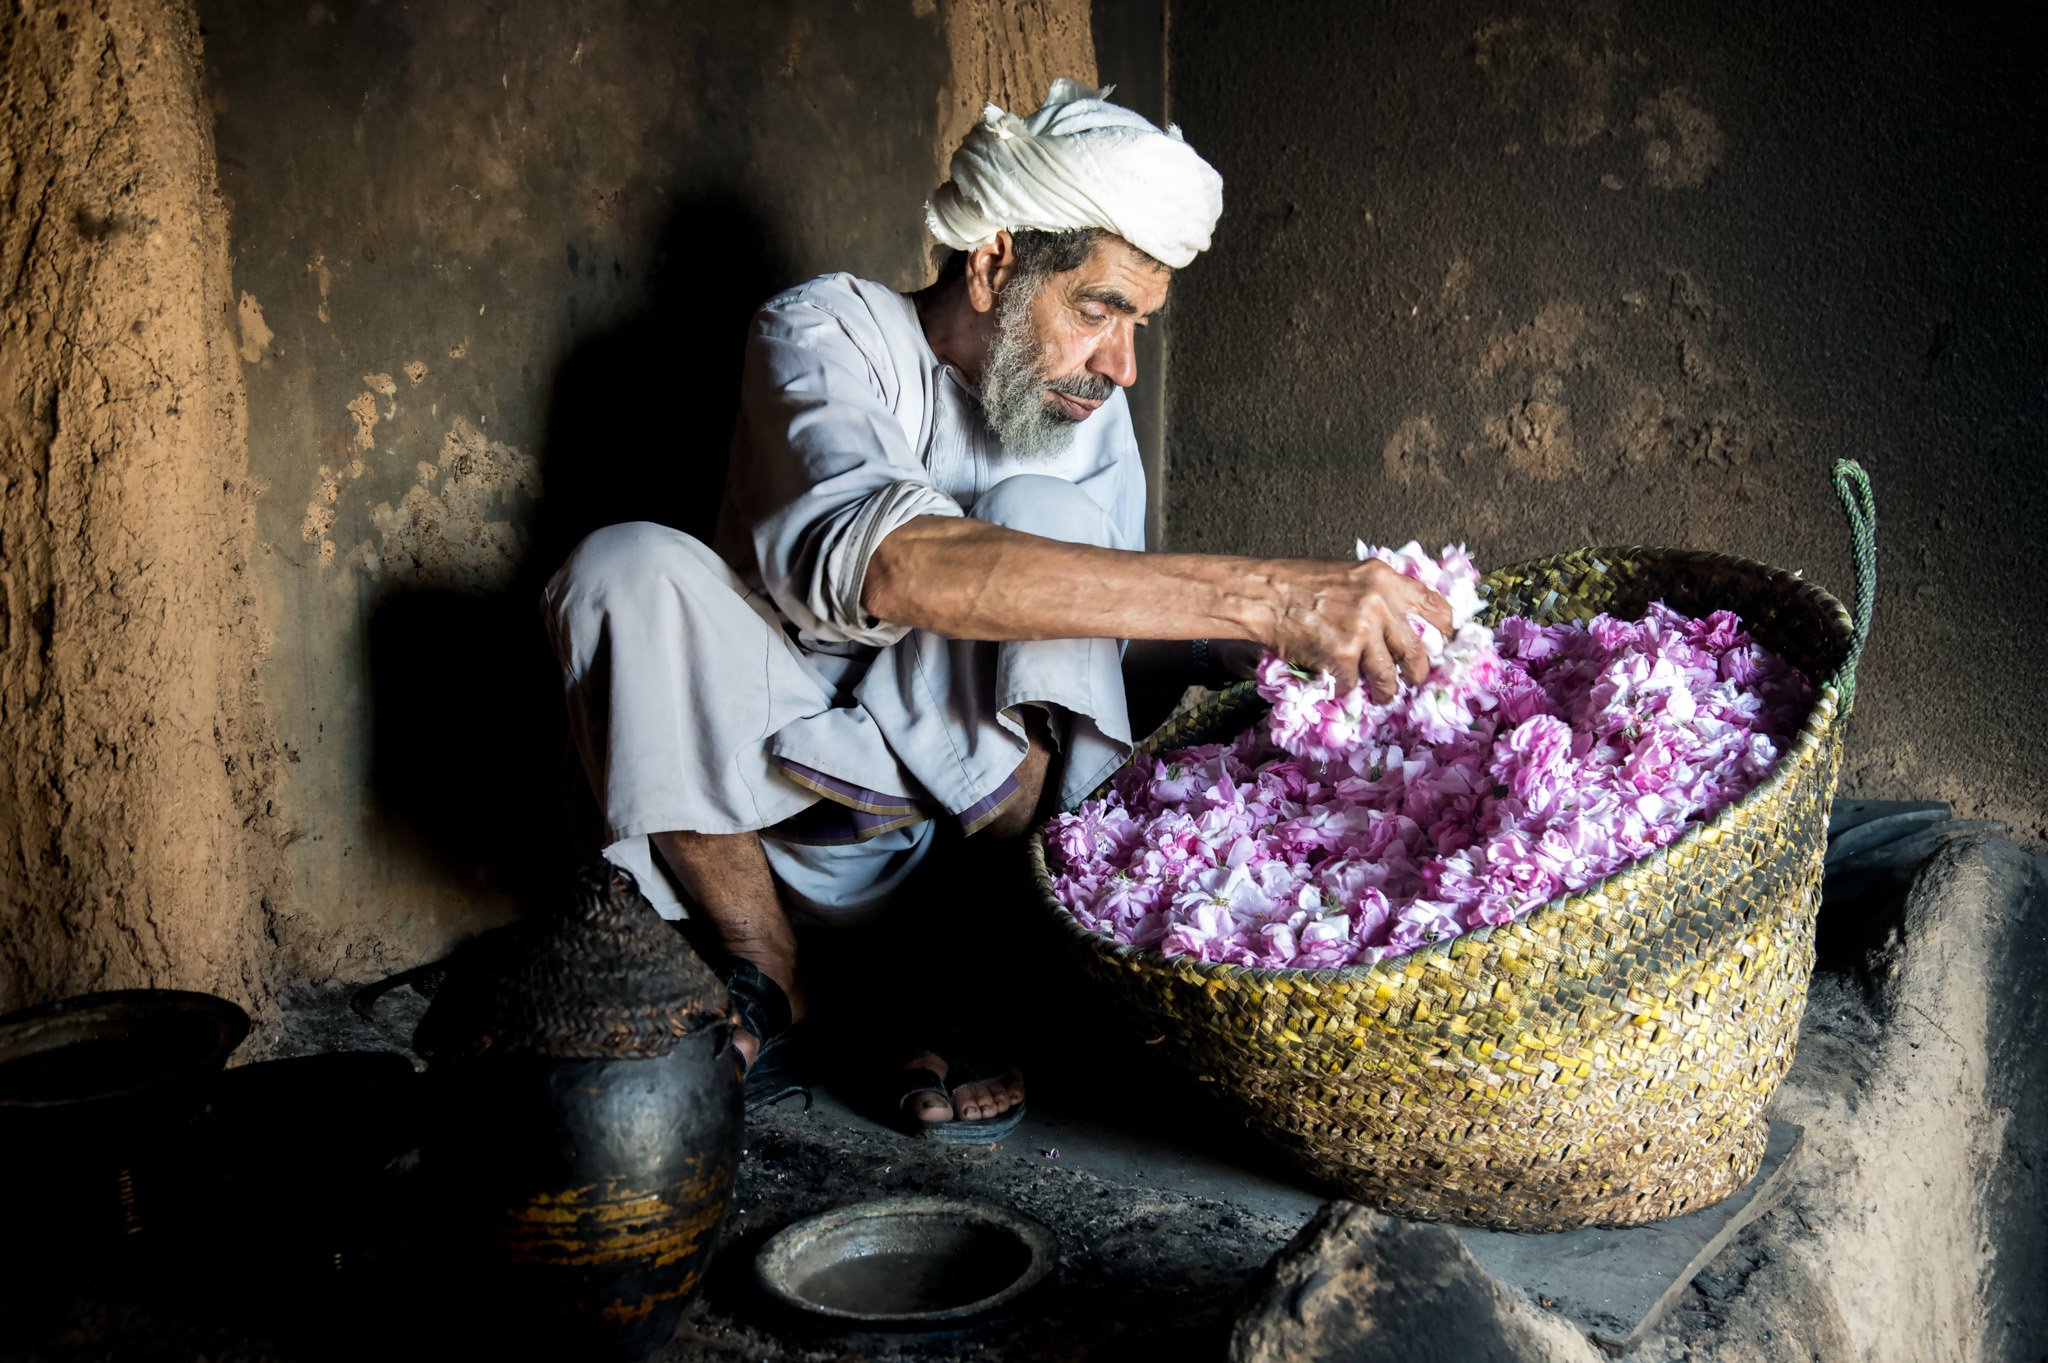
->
[1045,373,1115,403]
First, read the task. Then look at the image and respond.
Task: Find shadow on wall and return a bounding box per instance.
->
[365,191,794,904]
[532,192,794,565]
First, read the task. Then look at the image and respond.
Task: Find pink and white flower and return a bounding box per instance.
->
[1045,544,1814,970]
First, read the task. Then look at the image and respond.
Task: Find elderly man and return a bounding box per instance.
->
[545,81,1448,1139]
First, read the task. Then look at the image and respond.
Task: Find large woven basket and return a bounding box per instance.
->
[1029,465,1877,1231]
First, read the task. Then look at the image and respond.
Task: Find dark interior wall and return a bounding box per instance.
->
[1090,0,1169,545]
[203,0,1098,979]
[1165,0,2047,835]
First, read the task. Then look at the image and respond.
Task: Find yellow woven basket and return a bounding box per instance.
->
[1029,464,1877,1231]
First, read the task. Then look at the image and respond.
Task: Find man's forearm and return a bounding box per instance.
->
[861,515,1277,644]
[862,513,1452,700]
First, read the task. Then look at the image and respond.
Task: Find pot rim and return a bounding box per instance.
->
[0,988,252,1112]
[754,1194,1057,1326]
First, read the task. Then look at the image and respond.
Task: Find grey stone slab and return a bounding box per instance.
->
[1828,798,1951,840]
[1827,799,1952,852]
[1456,1120,1804,1356]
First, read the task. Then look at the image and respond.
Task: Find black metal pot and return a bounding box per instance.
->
[0,989,250,1259]
[410,867,740,1361]
[194,1050,423,1283]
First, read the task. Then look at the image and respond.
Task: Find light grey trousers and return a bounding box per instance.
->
[543,474,1134,924]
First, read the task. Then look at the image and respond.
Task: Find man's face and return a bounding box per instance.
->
[979,238,1170,460]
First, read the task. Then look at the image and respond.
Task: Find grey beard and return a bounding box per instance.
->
[978,281,1113,462]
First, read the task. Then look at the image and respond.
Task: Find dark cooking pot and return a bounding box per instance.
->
[0,989,251,1256]
[194,1049,423,1282]
[410,866,740,1361]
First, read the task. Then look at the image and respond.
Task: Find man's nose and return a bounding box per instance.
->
[1089,326,1139,389]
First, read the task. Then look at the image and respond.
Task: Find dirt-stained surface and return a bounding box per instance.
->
[0,0,287,1011]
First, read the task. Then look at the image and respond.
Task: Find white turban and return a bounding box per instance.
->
[925,79,1224,270]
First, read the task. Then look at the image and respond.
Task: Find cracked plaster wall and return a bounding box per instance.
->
[1166,0,2047,837]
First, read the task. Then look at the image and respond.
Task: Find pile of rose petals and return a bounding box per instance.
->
[1046,543,1814,969]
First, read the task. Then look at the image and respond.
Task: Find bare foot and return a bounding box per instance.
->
[902,1050,1025,1125]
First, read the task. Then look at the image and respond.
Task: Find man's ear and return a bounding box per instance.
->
[965,229,1017,314]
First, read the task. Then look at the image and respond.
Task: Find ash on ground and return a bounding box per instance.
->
[677,1101,1299,1362]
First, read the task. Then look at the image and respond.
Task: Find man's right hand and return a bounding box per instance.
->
[1258,557,1453,701]
[862,515,1455,702]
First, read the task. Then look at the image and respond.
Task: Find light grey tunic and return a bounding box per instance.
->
[543,273,1146,921]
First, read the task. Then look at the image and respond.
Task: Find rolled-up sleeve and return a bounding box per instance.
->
[737,289,962,647]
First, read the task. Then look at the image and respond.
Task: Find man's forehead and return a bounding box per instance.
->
[1066,237,1172,315]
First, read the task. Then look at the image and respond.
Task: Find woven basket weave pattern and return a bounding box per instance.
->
[415,870,732,1063]
[1031,546,1856,1231]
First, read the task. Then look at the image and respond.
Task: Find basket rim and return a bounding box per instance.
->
[1030,542,1855,986]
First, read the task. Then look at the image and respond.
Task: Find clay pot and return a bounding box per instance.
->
[411,867,739,1360]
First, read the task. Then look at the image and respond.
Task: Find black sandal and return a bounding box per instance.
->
[718,957,814,1113]
[896,1053,1026,1145]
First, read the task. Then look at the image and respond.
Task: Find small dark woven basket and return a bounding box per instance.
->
[1028,467,1876,1231]
[413,866,731,1064]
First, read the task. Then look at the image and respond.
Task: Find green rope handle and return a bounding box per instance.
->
[1830,459,1877,710]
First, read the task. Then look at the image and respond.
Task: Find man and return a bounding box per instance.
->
[544,81,1448,1138]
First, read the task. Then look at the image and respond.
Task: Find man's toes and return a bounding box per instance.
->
[952,1069,1024,1120]
[908,1089,953,1123]
[984,1067,1024,1113]
[900,1053,1022,1125]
